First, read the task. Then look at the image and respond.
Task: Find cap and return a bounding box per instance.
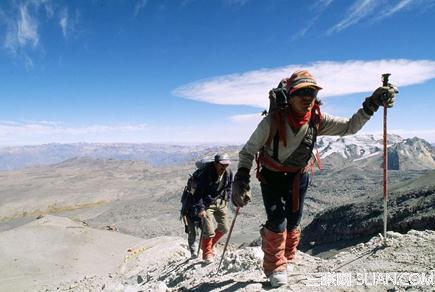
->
[214,153,231,165]
[283,70,322,95]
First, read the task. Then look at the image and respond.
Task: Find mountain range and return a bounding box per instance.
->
[0,135,434,171]
[0,143,240,170]
[1,135,434,291]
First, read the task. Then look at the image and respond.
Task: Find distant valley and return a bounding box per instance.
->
[0,134,434,249]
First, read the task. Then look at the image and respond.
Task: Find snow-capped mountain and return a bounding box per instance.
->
[316,134,403,161]
[316,135,435,170]
[388,137,435,170]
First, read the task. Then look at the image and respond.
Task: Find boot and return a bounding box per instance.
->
[285,228,300,261]
[285,228,300,272]
[269,271,288,288]
[211,229,225,248]
[202,237,214,264]
[261,227,287,288]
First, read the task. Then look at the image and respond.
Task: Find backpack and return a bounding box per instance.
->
[263,81,289,117]
[180,158,212,216]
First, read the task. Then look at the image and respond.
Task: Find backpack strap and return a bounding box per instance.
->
[255,104,323,211]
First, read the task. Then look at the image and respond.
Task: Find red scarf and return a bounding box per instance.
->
[288,108,311,129]
[273,103,321,148]
[287,103,321,129]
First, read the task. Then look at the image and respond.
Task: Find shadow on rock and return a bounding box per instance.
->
[187,279,265,292]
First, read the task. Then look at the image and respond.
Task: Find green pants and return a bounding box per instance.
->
[203,198,229,238]
[187,217,201,252]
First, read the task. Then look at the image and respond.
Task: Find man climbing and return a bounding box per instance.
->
[231,70,397,287]
[191,153,233,264]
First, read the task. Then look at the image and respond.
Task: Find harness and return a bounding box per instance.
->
[255,104,322,212]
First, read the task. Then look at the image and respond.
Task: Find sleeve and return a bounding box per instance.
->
[238,117,271,170]
[318,108,372,136]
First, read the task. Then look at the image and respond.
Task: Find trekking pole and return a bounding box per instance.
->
[197,218,204,257]
[216,207,240,274]
[382,73,391,243]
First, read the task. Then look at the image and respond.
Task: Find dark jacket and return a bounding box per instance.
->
[191,162,233,214]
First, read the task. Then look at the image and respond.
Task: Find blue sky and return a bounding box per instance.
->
[0,0,434,145]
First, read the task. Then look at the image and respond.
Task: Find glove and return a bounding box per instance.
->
[363,84,398,115]
[231,167,252,208]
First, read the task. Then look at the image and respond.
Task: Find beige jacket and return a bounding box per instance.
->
[238,108,372,170]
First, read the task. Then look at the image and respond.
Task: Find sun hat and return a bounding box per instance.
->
[284,70,322,95]
[214,153,231,165]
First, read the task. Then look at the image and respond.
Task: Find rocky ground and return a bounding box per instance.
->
[1,215,434,292]
[301,171,435,250]
[1,156,434,291]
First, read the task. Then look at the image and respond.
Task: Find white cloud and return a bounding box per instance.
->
[173,59,435,109]
[228,113,263,124]
[0,121,250,145]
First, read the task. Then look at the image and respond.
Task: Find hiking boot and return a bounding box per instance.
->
[261,227,287,276]
[211,229,225,248]
[268,270,288,288]
[189,245,197,258]
[202,237,214,263]
[285,228,300,262]
[287,263,294,273]
[203,254,214,264]
[190,250,198,258]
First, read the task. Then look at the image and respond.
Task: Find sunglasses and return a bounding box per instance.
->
[290,88,318,98]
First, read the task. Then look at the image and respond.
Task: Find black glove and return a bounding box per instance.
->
[231,167,251,208]
[363,84,398,115]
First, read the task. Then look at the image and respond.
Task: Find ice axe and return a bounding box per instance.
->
[382,73,390,244]
[216,207,240,274]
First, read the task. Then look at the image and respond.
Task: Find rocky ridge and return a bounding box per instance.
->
[1,215,434,291]
[301,170,435,249]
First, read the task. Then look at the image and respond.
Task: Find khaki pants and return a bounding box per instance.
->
[202,198,229,238]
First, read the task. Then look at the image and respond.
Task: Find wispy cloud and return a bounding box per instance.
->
[1,0,75,66]
[327,0,377,35]
[376,0,413,19]
[292,0,333,40]
[4,2,39,53]
[59,7,68,38]
[134,0,149,16]
[58,7,79,39]
[225,0,251,7]
[173,59,435,109]
[327,0,433,35]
